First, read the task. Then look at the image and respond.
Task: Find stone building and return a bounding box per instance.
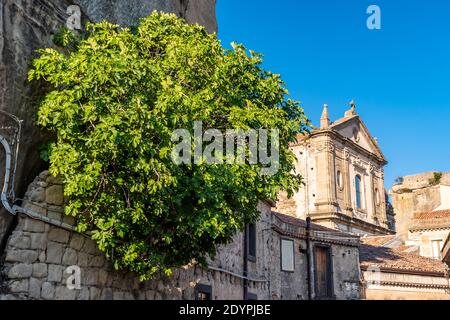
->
[407,209,450,260]
[276,102,394,236]
[0,172,361,300]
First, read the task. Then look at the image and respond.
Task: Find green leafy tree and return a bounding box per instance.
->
[29,12,310,280]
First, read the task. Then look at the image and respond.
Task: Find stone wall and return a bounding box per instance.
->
[270,233,361,300]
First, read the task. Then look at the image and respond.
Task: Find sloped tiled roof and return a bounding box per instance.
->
[272,211,352,234]
[361,235,396,247]
[359,239,448,274]
[272,212,360,247]
[414,209,450,220]
[410,209,450,231]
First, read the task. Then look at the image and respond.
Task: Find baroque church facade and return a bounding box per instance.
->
[276,101,395,236]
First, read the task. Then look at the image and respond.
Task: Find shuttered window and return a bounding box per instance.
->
[281,239,295,272]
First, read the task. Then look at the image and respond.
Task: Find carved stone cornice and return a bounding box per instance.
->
[309,211,395,235]
[303,130,388,166]
[314,141,335,153]
[352,157,366,170]
[344,148,351,160]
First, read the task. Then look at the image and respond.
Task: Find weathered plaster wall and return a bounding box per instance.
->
[270,234,360,300]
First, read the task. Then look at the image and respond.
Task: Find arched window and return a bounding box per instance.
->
[355,175,362,209]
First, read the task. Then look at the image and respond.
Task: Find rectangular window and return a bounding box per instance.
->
[281,239,295,272]
[355,175,362,209]
[314,246,333,299]
[195,284,212,301]
[247,223,256,261]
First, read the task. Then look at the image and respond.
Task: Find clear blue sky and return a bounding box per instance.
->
[216,0,450,189]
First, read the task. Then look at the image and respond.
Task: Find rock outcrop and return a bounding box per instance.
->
[390,171,450,240]
[0,0,217,250]
[75,0,217,33]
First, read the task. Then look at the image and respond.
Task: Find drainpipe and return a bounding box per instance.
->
[306,216,312,300]
[243,224,248,300]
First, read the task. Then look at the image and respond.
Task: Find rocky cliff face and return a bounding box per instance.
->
[390,171,450,240]
[0,0,217,252]
[75,0,217,33]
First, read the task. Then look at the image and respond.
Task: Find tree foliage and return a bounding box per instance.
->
[29,12,310,280]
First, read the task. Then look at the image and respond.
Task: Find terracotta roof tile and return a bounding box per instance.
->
[414,209,450,220]
[271,211,356,236]
[359,243,447,274]
[361,235,396,247]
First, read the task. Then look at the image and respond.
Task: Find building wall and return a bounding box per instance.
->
[270,213,361,300]
[436,185,450,211]
[362,270,450,300]
[407,229,450,259]
[268,234,360,300]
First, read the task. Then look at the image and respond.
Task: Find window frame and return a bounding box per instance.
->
[195,284,212,301]
[375,188,380,205]
[431,240,443,260]
[336,170,343,191]
[247,223,257,262]
[245,292,258,301]
[280,238,295,272]
[355,174,363,210]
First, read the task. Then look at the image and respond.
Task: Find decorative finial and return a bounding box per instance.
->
[345,99,357,117]
[320,103,330,129]
[350,99,355,110]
